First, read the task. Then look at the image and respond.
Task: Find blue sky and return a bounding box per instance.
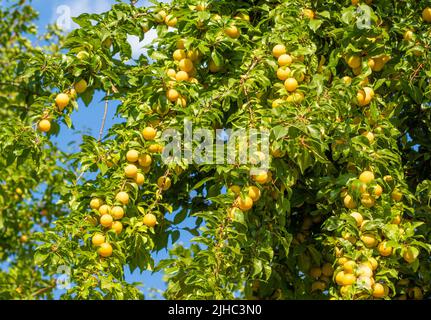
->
[4,0,195,299]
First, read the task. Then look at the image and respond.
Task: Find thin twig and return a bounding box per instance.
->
[98,91,110,142]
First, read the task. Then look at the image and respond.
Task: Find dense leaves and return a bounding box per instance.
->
[1,0,431,300]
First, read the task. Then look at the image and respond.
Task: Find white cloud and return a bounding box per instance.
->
[127,29,157,59]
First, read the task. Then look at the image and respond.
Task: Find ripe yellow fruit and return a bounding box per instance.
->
[343,261,356,274]
[125,164,138,178]
[111,221,123,235]
[341,273,356,285]
[357,90,366,106]
[175,70,189,82]
[372,283,387,298]
[195,3,207,11]
[342,76,352,85]
[157,176,172,191]
[272,99,284,108]
[361,234,378,248]
[252,171,270,184]
[362,131,375,144]
[344,194,357,209]
[371,57,386,72]
[343,232,357,244]
[116,191,129,205]
[166,68,177,78]
[225,25,240,38]
[378,241,393,257]
[392,214,401,225]
[138,154,152,168]
[74,79,88,94]
[361,193,375,208]
[337,257,348,265]
[143,213,157,227]
[350,212,363,227]
[309,267,322,279]
[92,233,105,246]
[391,189,403,202]
[209,59,221,73]
[183,94,194,107]
[176,38,185,49]
[302,9,315,19]
[422,8,431,22]
[363,86,374,100]
[346,55,361,69]
[98,204,111,215]
[135,173,145,186]
[187,49,200,62]
[236,195,253,211]
[383,175,393,183]
[368,257,378,271]
[55,93,70,110]
[111,206,125,220]
[403,30,414,41]
[37,119,51,132]
[155,10,167,22]
[277,67,291,81]
[403,247,418,264]
[359,77,369,87]
[179,58,194,73]
[90,198,103,210]
[167,88,180,102]
[359,171,375,184]
[165,15,177,27]
[278,54,292,67]
[126,150,139,163]
[229,185,241,195]
[311,281,326,292]
[100,214,113,228]
[173,49,186,61]
[373,185,383,198]
[148,144,162,153]
[284,78,298,92]
[98,242,113,257]
[272,44,286,58]
[321,263,333,277]
[248,186,261,202]
[142,127,157,140]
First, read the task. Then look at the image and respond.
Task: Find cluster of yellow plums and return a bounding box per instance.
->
[343,170,401,210]
[229,185,261,213]
[165,40,202,107]
[87,126,175,258]
[333,170,420,298]
[88,193,128,258]
[309,262,334,293]
[154,10,178,28]
[37,79,88,133]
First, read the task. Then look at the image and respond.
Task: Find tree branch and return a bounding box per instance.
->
[98,92,110,142]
